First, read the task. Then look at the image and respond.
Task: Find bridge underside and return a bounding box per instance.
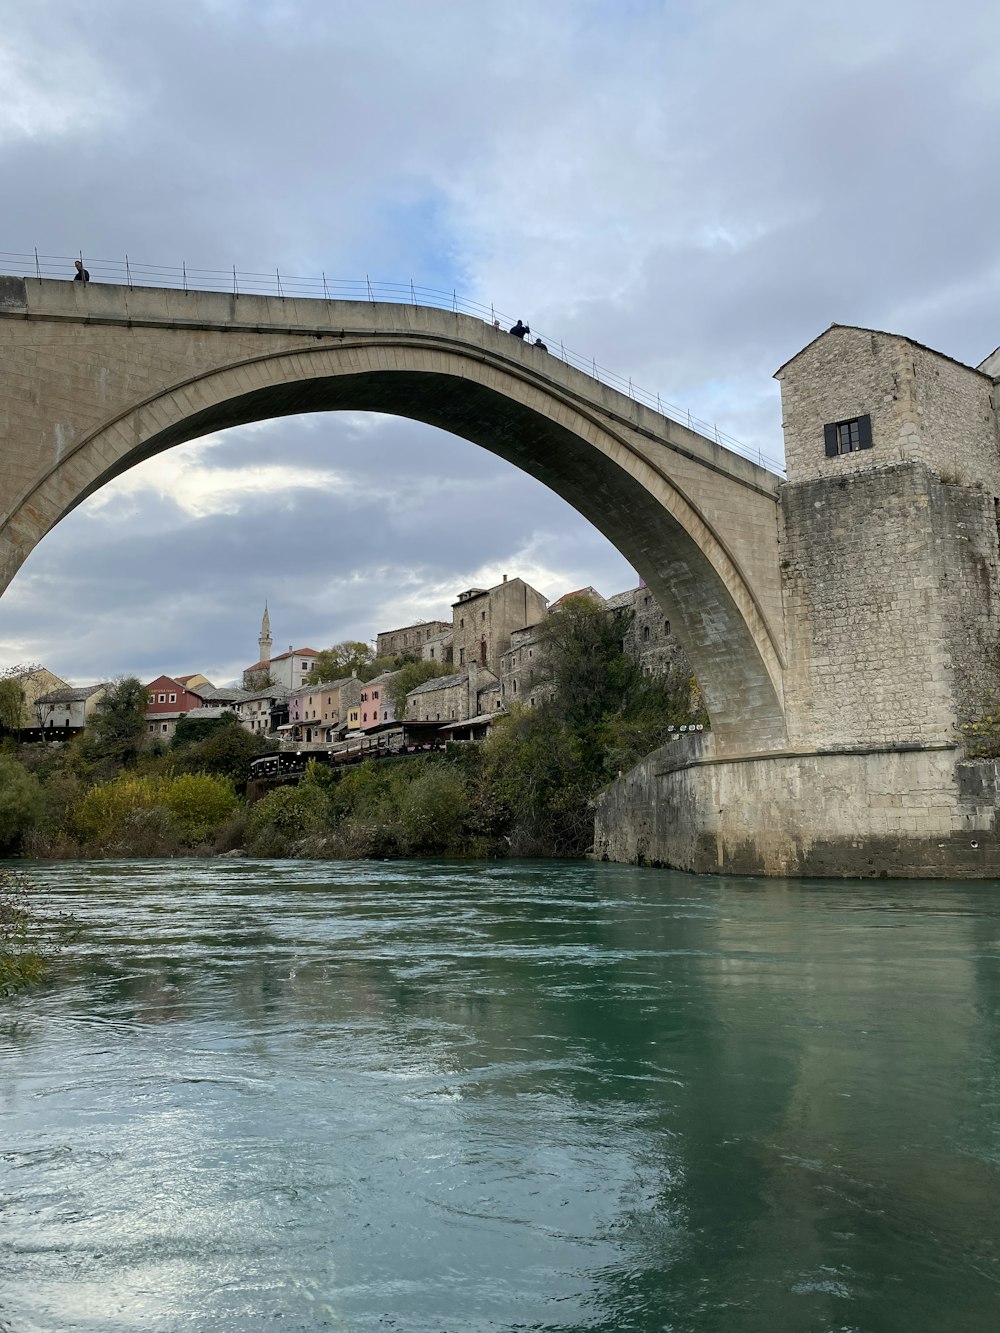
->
[0,279,787,753]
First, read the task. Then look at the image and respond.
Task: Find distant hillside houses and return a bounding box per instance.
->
[20,576,690,752]
[399,576,691,731]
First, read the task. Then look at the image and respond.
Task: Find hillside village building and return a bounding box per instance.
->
[376,619,450,659]
[238,684,289,736]
[243,646,318,691]
[242,605,317,690]
[498,585,693,709]
[35,682,107,732]
[421,628,453,663]
[4,666,70,728]
[450,576,549,675]
[286,675,362,743]
[406,667,500,723]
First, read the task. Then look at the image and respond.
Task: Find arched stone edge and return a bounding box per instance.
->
[1,334,786,721]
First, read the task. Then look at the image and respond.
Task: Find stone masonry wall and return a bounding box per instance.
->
[451,579,549,678]
[778,326,1000,490]
[779,461,1000,748]
[593,738,1000,878]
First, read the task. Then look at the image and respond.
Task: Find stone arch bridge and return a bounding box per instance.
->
[0,276,785,755]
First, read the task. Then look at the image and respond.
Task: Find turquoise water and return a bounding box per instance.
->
[2,858,999,1331]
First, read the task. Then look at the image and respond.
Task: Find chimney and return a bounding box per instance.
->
[503,573,507,582]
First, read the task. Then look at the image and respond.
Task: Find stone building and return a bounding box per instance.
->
[376,619,450,659]
[5,666,70,728]
[35,682,106,732]
[606,585,690,681]
[238,684,289,736]
[774,323,1000,752]
[498,584,694,708]
[597,322,1000,876]
[499,624,550,709]
[421,628,453,665]
[450,576,548,676]
[405,666,499,722]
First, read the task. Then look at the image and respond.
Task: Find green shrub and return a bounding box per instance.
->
[163,772,239,844]
[246,783,330,856]
[73,773,165,848]
[0,755,44,854]
[0,867,71,994]
[399,766,469,853]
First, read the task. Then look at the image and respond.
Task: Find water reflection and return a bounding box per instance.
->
[1,860,999,1330]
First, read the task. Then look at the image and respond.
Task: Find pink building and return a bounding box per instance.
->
[358,672,398,730]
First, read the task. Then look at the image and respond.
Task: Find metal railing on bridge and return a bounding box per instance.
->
[1,248,786,476]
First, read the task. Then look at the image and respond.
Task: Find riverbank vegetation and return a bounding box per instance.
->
[0,599,704,862]
[0,866,76,994]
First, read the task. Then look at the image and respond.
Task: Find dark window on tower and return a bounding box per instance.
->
[824,414,872,456]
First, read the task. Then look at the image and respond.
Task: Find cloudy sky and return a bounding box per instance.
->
[2,0,999,685]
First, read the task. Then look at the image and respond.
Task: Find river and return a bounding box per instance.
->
[2,858,999,1331]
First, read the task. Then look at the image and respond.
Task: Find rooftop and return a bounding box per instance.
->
[36,683,107,704]
[773,323,992,381]
[406,670,468,697]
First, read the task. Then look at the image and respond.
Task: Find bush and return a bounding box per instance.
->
[73,774,164,848]
[0,867,48,993]
[246,783,330,856]
[0,755,44,854]
[399,766,469,853]
[162,772,239,844]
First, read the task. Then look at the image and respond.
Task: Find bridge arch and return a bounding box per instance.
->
[0,283,787,752]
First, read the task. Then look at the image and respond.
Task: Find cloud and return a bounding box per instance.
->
[1,0,998,679]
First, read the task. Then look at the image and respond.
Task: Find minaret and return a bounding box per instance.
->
[258,603,272,664]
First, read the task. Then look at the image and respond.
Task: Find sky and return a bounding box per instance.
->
[2,0,1000,685]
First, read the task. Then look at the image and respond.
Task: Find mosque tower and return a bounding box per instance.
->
[258,603,272,664]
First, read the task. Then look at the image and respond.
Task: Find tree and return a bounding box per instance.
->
[175,720,275,793]
[0,755,43,852]
[172,710,239,747]
[541,595,639,734]
[86,677,148,768]
[306,641,374,684]
[356,651,418,682]
[0,664,42,733]
[162,773,239,844]
[476,596,706,857]
[243,668,276,691]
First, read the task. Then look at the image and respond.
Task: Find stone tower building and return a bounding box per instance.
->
[596,322,1000,876]
[258,603,273,666]
[775,324,1000,754]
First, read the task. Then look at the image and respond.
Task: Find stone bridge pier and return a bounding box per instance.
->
[597,324,1000,876]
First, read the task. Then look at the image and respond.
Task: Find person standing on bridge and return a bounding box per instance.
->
[73,259,90,283]
[533,337,548,352]
[509,319,530,339]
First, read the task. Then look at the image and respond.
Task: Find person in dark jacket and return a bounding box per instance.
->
[509,319,529,339]
[73,259,90,282]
